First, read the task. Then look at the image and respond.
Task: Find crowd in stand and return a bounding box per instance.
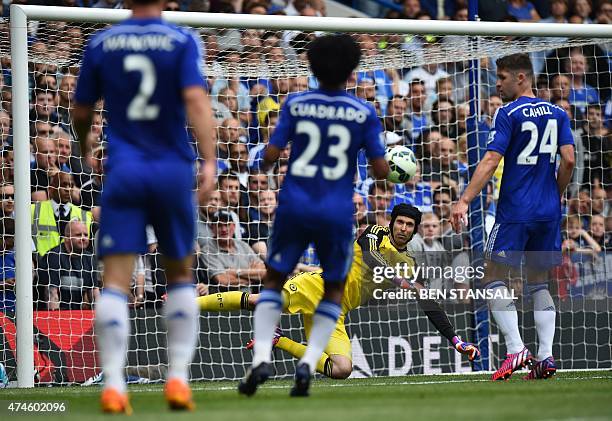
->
[0,0,609,312]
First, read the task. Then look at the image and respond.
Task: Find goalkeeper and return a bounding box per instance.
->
[198,204,479,378]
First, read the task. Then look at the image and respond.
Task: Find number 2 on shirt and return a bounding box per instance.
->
[124,54,160,121]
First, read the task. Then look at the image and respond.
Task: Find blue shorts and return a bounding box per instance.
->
[485,219,562,269]
[98,160,196,260]
[267,210,354,282]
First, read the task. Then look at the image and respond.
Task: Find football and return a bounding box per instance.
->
[385,146,417,184]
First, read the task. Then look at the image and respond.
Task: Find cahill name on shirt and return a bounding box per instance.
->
[522,105,553,118]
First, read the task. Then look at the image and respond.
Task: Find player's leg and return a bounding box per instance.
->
[150,161,200,410]
[275,314,352,379]
[291,229,352,396]
[197,291,254,312]
[484,223,533,380]
[523,221,561,380]
[240,213,309,396]
[97,254,136,415]
[96,167,149,414]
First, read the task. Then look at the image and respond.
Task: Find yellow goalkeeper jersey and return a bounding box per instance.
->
[343,224,415,311]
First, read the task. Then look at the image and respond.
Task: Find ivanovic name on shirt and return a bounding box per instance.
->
[289,102,368,123]
[103,34,175,52]
[522,105,553,118]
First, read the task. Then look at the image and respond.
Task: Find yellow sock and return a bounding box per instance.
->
[196,291,249,311]
[275,337,333,377]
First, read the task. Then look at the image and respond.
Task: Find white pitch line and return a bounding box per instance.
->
[122,375,611,393]
[3,375,610,395]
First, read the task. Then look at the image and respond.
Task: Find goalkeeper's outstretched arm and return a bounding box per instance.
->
[412,282,480,361]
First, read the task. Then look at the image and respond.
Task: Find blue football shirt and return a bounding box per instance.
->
[74,17,205,167]
[487,96,574,223]
[269,89,385,222]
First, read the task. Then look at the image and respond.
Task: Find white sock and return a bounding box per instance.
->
[487,282,525,354]
[95,289,129,393]
[300,300,341,374]
[252,289,283,367]
[164,283,199,382]
[530,285,556,360]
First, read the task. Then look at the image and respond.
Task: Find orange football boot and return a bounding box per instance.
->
[100,387,132,415]
[164,378,195,411]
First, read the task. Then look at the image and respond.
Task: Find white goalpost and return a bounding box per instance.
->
[6,4,612,388]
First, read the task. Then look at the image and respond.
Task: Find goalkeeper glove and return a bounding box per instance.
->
[452,336,480,361]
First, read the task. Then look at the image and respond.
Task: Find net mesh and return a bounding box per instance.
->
[0,15,610,385]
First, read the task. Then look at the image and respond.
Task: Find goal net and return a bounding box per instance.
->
[0,8,610,386]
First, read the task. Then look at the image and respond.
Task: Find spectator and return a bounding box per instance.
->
[213,86,240,122]
[38,220,97,310]
[406,79,430,141]
[417,127,442,165]
[55,129,73,169]
[581,104,610,187]
[0,183,14,218]
[0,146,13,184]
[565,49,600,114]
[562,214,601,258]
[0,217,15,313]
[589,214,610,251]
[404,63,449,99]
[353,192,368,225]
[228,142,250,187]
[571,0,593,23]
[198,210,266,290]
[431,99,458,140]
[1,86,11,116]
[541,0,569,23]
[217,117,241,171]
[80,144,104,216]
[30,136,58,201]
[0,110,10,146]
[484,94,503,127]
[432,185,465,253]
[241,170,270,221]
[197,189,223,246]
[595,1,612,23]
[30,89,59,125]
[422,136,461,187]
[550,74,571,103]
[409,212,449,291]
[242,189,277,259]
[367,180,394,226]
[591,186,608,217]
[507,0,541,21]
[382,95,410,141]
[217,172,243,229]
[400,0,422,19]
[31,171,93,257]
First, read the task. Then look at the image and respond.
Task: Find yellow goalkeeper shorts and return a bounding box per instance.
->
[282,271,352,361]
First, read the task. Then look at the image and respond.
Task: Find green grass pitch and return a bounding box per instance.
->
[1,370,611,420]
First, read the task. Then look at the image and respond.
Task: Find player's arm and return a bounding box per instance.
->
[184,86,216,201]
[458,151,502,204]
[72,104,95,156]
[452,108,510,232]
[412,281,480,361]
[557,144,575,199]
[370,157,389,180]
[364,106,390,180]
[262,144,282,170]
